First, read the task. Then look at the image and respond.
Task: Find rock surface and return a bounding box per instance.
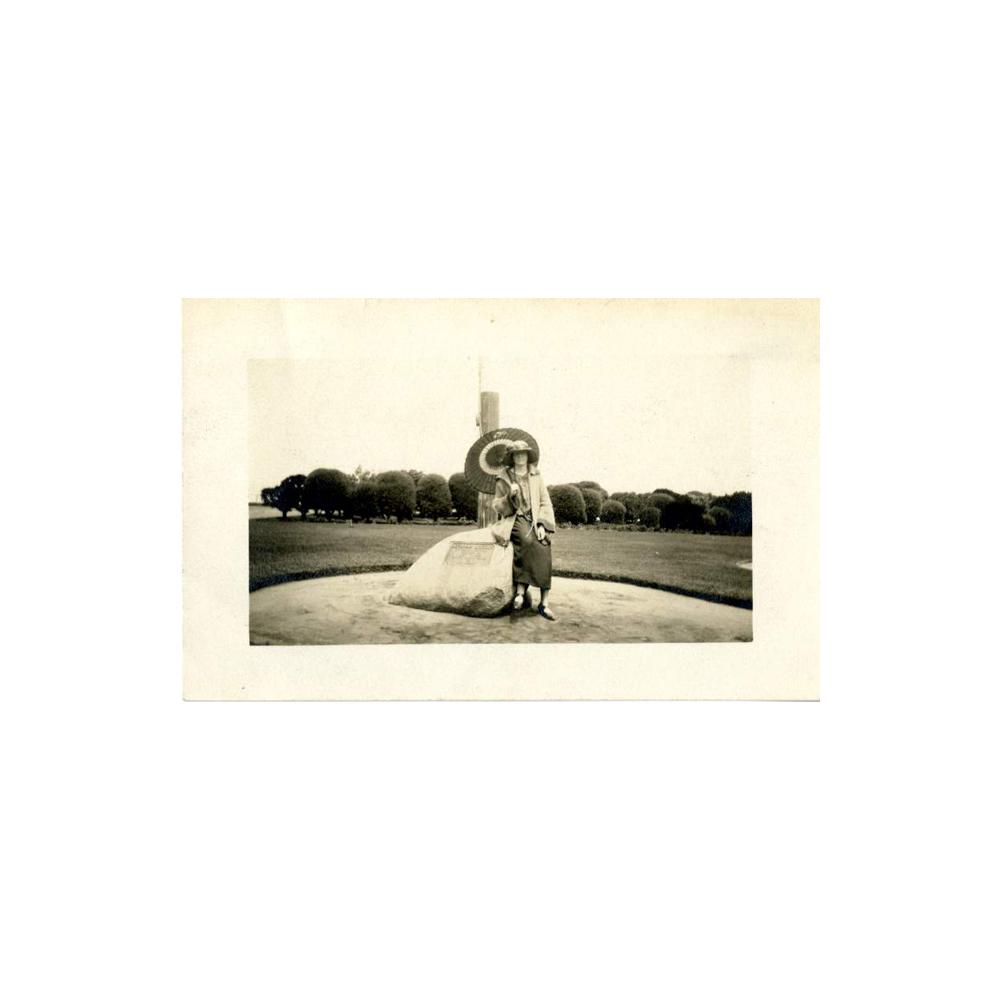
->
[387,526,514,617]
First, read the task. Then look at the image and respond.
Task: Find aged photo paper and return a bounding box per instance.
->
[183,299,819,700]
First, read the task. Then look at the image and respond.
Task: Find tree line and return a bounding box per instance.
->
[260,467,476,523]
[548,483,751,535]
[261,468,751,535]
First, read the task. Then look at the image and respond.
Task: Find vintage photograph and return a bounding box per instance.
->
[183,299,818,700]
[248,354,753,645]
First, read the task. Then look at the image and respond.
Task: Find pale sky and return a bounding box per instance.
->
[249,355,751,501]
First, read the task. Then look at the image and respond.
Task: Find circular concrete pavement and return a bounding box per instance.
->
[250,572,752,644]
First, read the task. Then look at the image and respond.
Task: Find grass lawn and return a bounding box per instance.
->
[250,517,752,607]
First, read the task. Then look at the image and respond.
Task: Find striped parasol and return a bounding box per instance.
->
[464,427,540,494]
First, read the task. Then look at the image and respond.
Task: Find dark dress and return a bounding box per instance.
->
[509,472,552,589]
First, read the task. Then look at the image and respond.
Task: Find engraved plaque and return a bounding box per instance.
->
[444,542,495,566]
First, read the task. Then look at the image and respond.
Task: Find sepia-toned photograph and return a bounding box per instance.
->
[184,298,818,699]
[249,354,753,645]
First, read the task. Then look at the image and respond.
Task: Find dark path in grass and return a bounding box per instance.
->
[250,520,752,607]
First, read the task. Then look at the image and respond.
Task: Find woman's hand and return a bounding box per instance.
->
[535,523,546,542]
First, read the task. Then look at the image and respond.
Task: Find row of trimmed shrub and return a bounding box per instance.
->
[548,483,751,535]
[260,469,481,522]
[261,471,751,535]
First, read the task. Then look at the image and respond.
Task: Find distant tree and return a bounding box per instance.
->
[600,499,626,524]
[642,493,675,520]
[416,474,452,521]
[448,472,478,521]
[653,488,679,498]
[352,479,379,522]
[354,465,376,482]
[639,505,661,529]
[659,495,703,531]
[405,470,424,487]
[549,484,587,525]
[291,477,311,516]
[701,512,716,532]
[708,505,732,534]
[376,471,417,522]
[260,486,278,509]
[686,503,707,531]
[712,492,751,535]
[304,468,354,520]
[574,481,608,500]
[275,474,307,518]
[580,487,604,524]
[270,482,295,518]
[658,497,680,531]
[610,491,644,522]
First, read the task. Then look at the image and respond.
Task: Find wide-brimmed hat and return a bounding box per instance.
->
[464,427,541,494]
[501,439,538,467]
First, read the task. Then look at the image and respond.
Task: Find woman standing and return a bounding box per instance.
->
[491,440,557,621]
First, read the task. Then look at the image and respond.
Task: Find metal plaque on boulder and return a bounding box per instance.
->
[444,542,495,566]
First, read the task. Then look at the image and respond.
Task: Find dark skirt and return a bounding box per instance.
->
[510,514,552,589]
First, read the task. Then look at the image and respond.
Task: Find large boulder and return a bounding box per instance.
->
[388,526,513,617]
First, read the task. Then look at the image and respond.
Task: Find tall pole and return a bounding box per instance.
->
[477,359,500,527]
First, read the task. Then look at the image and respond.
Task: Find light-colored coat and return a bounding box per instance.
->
[490,466,556,546]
